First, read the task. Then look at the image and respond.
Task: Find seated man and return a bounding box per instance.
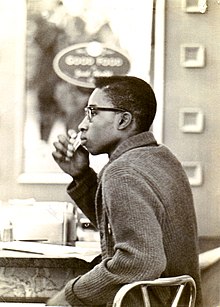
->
[48,76,203,307]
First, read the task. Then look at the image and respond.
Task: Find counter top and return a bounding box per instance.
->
[0,241,101,267]
[0,240,101,303]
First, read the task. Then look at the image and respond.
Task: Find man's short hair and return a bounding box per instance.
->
[94,76,157,132]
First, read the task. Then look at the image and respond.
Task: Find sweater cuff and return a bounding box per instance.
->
[67,168,97,201]
[65,276,85,306]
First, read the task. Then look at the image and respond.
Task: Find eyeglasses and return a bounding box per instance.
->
[84,104,128,122]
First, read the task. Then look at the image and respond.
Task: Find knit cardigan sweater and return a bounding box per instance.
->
[65,131,202,307]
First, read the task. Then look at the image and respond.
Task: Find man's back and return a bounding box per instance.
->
[103,131,202,306]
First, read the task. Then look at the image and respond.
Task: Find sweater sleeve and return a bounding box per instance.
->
[65,164,167,306]
[67,167,98,227]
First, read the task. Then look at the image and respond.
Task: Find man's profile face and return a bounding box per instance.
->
[78,88,122,156]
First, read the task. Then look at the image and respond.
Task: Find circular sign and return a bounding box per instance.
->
[53,41,130,88]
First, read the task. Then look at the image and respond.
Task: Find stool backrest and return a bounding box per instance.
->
[112,275,196,307]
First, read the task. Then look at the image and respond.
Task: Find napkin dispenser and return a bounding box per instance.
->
[8,201,76,245]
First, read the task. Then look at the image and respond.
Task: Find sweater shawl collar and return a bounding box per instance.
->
[98,131,158,179]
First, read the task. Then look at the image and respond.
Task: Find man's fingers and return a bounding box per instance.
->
[67,129,77,138]
[53,141,66,153]
[52,150,64,161]
[52,140,69,161]
[52,132,82,163]
[57,134,69,147]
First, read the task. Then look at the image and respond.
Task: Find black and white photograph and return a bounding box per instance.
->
[0,1,219,306]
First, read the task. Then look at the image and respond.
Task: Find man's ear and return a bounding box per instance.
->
[117,112,133,130]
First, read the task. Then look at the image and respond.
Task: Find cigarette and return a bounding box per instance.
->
[69,131,82,151]
[65,131,82,161]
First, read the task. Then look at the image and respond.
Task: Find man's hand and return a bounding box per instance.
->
[52,130,89,178]
[46,288,70,306]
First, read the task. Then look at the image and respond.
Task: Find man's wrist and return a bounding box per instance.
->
[67,167,97,196]
[68,165,90,181]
